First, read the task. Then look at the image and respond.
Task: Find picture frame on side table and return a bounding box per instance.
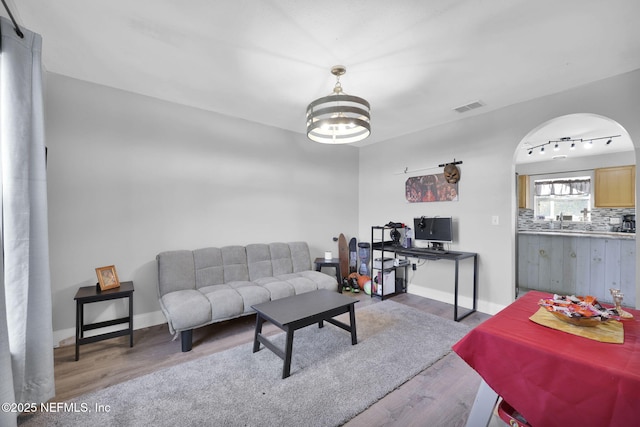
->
[96,265,120,291]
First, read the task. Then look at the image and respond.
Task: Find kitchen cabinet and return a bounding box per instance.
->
[518,232,635,305]
[594,165,635,207]
[517,174,530,209]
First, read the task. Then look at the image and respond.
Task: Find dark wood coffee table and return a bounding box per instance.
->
[251,289,357,378]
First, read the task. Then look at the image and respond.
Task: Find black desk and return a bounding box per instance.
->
[381,246,477,321]
[74,281,134,361]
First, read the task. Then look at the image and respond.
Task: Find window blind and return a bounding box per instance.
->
[534,178,590,196]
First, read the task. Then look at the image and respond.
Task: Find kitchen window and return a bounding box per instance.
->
[534,176,591,221]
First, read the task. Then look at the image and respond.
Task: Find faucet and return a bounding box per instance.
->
[559,212,563,230]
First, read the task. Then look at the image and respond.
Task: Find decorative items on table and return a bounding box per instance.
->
[538,294,621,326]
[533,294,625,343]
[95,265,120,291]
[610,288,634,319]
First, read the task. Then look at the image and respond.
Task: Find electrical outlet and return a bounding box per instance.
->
[412,263,417,271]
[492,215,499,226]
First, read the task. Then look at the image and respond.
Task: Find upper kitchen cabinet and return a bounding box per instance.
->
[518,174,530,209]
[594,165,635,207]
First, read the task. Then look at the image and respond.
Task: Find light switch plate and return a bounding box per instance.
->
[492,215,499,225]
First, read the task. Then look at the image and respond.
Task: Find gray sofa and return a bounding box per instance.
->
[156,241,338,351]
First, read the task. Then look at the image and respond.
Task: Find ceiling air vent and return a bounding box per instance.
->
[453,100,484,113]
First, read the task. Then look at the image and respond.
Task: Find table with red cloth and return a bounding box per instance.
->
[453,290,640,427]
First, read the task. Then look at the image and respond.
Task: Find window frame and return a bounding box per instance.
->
[531,171,594,222]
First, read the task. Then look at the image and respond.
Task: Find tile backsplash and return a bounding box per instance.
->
[518,207,635,232]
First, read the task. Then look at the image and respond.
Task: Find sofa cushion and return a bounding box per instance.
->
[221,246,250,282]
[288,242,312,272]
[160,289,211,332]
[298,270,340,290]
[228,281,271,313]
[194,247,224,288]
[253,277,296,300]
[270,243,293,276]
[157,250,195,296]
[200,285,245,321]
[276,273,317,294]
[246,243,273,280]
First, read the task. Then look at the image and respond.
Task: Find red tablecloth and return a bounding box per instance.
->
[453,291,640,427]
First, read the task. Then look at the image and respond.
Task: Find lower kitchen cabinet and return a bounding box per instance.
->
[518,233,636,305]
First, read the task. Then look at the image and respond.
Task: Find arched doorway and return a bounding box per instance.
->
[514,113,636,307]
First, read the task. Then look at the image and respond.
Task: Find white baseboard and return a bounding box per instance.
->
[54,310,167,348]
[407,284,505,316]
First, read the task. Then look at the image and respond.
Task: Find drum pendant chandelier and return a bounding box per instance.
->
[306,65,370,144]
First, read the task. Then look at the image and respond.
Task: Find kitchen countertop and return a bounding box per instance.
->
[518,229,636,239]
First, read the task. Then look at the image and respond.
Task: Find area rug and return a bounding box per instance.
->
[20,299,470,427]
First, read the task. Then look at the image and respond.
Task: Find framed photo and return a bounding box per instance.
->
[405,173,459,203]
[96,265,120,291]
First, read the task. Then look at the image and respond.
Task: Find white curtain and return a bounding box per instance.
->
[534,178,591,196]
[0,17,55,427]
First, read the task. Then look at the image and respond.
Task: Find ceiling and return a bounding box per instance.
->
[3,0,640,148]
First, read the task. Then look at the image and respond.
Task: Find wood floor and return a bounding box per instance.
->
[42,292,494,426]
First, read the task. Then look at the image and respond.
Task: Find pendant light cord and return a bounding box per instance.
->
[1,0,24,38]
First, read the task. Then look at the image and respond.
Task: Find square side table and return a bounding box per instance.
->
[74,281,134,361]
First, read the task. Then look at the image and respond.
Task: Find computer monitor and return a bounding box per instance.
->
[413,216,453,250]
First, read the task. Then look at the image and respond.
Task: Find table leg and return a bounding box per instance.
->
[473,254,478,311]
[129,294,134,347]
[454,259,460,321]
[253,314,265,353]
[282,328,294,379]
[465,379,499,427]
[75,301,81,361]
[349,305,358,345]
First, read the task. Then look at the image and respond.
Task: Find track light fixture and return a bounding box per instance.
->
[524,135,621,156]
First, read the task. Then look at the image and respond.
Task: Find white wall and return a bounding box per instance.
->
[45,69,640,344]
[45,74,359,344]
[359,69,640,314]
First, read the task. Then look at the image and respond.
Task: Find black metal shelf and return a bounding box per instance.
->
[370,226,408,300]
